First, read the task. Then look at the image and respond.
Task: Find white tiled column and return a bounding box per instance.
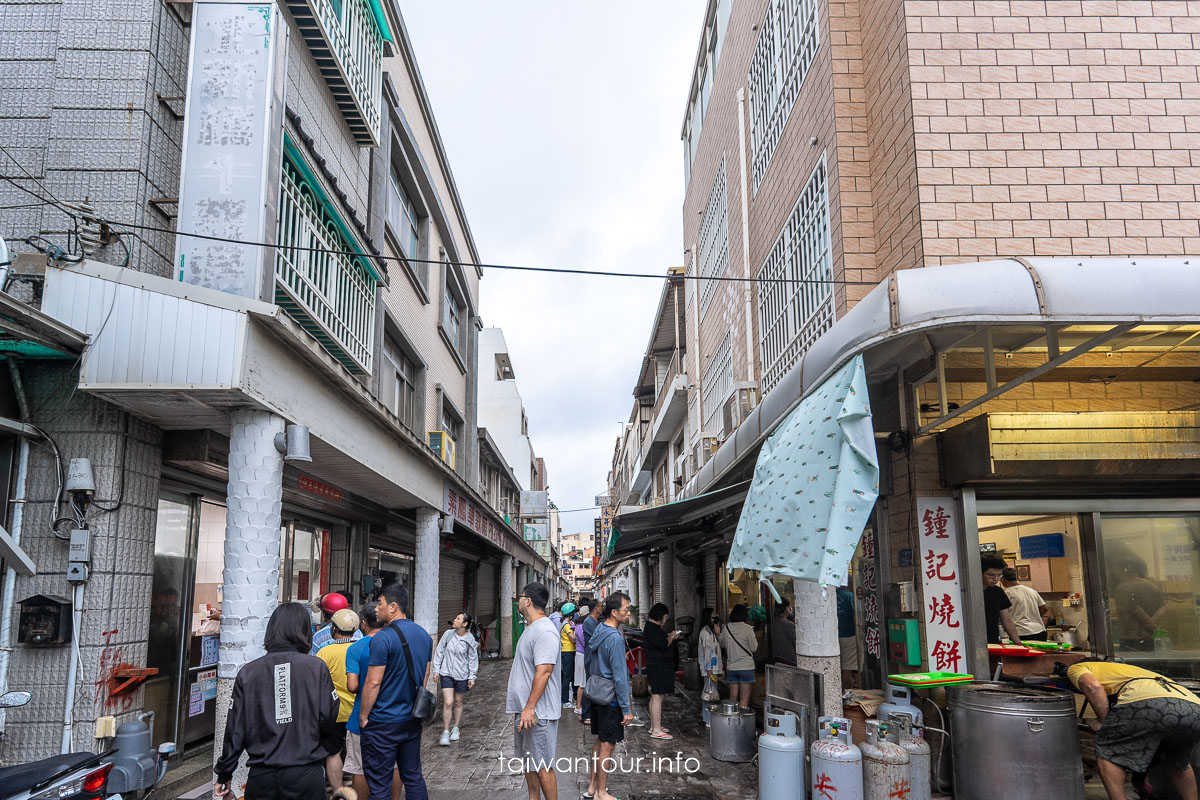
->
[214,409,284,789]
[660,547,674,612]
[794,579,842,713]
[637,556,651,627]
[414,508,440,637]
[500,555,514,658]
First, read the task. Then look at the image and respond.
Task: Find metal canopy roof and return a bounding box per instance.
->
[684,257,1200,499]
[606,480,750,566]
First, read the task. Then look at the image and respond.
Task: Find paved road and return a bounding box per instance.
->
[421,658,757,800]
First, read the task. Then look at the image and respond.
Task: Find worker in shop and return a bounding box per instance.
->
[980,555,1024,645]
[1065,660,1200,800]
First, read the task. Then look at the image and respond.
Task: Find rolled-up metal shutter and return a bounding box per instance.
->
[704,552,718,610]
[438,555,467,627]
[652,557,662,604]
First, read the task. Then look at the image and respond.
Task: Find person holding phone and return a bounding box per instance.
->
[642,603,678,740]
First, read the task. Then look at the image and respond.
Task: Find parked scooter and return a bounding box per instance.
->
[0,691,175,800]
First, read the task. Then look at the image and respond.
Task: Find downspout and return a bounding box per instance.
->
[0,358,30,738]
[62,582,83,752]
[736,88,755,382]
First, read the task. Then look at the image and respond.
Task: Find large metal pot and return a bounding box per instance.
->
[1049,627,1078,648]
[711,701,756,762]
[948,682,1083,800]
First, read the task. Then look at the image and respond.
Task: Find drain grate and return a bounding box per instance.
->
[625,795,718,800]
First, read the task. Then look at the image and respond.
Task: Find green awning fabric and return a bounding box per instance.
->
[603,481,751,568]
[282,134,384,283]
[366,0,393,42]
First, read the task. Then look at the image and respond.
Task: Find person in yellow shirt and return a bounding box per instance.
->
[1067,660,1200,800]
[559,603,577,709]
[317,607,359,796]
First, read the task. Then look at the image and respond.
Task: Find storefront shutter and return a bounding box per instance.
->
[438,555,467,627]
[704,552,718,610]
[476,560,497,622]
[653,557,662,604]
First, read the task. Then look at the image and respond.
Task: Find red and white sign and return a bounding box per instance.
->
[297,475,343,504]
[918,497,966,674]
[444,482,513,554]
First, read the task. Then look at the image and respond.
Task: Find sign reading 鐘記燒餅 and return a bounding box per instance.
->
[918,497,967,675]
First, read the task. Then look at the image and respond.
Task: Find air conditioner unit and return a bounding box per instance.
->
[426,430,457,469]
[695,435,720,467]
[737,385,759,417]
[686,452,698,476]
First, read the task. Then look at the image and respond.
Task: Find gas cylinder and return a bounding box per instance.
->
[861,720,910,800]
[886,713,931,800]
[877,683,923,730]
[759,710,806,800]
[810,716,863,800]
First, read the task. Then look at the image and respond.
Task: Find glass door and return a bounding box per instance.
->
[145,494,195,749]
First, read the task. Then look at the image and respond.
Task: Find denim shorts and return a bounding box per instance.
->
[439,675,470,693]
[726,669,756,684]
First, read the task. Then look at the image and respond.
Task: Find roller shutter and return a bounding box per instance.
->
[438,555,467,626]
[704,552,718,610]
[476,561,497,622]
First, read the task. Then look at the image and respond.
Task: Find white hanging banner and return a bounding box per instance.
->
[917,497,968,674]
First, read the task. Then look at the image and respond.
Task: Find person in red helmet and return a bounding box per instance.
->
[311,592,362,655]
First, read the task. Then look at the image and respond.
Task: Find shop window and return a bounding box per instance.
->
[381,331,420,429]
[1099,513,1200,662]
[279,522,329,603]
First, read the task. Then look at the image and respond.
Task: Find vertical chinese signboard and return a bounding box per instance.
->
[856,525,882,688]
[918,497,967,674]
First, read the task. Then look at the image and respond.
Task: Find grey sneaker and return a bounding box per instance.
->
[438,729,451,746]
[627,716,647,727]
[450,726,460,741]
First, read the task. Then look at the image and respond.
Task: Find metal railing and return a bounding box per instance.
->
[275,159,376,372]
[308,0,383,141]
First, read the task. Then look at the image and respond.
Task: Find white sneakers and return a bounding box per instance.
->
[438,730,451,746]
[563,701,574,709]
[450,726,460,741]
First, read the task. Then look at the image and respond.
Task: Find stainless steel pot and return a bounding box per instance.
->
[1049,628,1078,648]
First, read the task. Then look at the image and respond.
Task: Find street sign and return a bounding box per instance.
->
[520,490,549,516]
[523,521,549,541]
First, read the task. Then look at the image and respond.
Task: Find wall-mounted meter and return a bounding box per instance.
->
[18,594,72,646]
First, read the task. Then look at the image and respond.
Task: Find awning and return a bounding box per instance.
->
[604,480,750,567]
[684,257,1200,499]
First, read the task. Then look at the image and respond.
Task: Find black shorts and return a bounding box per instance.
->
[648,664,675,695]
[439,675,470,693]
[590,703,625,744]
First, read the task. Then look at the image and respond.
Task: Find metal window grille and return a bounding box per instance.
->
[702,332,733,432]
[757,162,833,394]
[275,158,377,373]
[747,0,819,192]
[698,159,729,316]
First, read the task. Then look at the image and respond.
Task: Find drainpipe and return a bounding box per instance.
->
[736,88,756,382]
[62,582,83,753]
[0,359,30,738]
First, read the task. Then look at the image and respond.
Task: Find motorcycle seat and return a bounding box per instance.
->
[0,751,100,795]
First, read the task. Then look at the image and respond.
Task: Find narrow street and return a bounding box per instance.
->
[420,659,755,800]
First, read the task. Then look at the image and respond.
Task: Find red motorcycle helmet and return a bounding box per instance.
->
[320,592,349,615]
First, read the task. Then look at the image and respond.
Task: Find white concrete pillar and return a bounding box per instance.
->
[500,555,514,658]
[637,556,651,626]
[794,579,842,713]
[660,547,675,612]
[214,409,285,787]
[414,508,440,637]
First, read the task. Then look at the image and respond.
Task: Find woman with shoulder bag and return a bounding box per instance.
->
[431,612,479,746]
[719,604,758,709]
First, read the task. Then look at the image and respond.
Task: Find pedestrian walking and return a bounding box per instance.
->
[573,606,590,714]
[548,600,564,632]
[358,583,433,800]
[506,582,561,800]
[579,602,602,725]
[214,603,342,800]
[583,592,633,800]
[316,607,360,794]
[344,605,401,800]
[432,611,479,745]
[697,607,723,726]
[311,592,362,654]
[719,603,758,708]
[559,602,577,708]
[642,602,678,740]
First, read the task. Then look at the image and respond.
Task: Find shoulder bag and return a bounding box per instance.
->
[727,625,757,662]
[583,626,617,705]
[393,622,437,725]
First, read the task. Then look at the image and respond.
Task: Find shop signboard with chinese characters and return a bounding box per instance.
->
[523,521,549,541]
[918,497,967,674]
[443,482,513,554]
[855,525,883,688]
[520,491,549,516]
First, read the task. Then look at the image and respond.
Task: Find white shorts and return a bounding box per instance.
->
[574,650,586,686]
[343,731,363,775]
[839,636,858,671]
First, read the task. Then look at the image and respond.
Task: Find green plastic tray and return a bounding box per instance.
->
[1020,640,1072,651]
[888,672,975,687]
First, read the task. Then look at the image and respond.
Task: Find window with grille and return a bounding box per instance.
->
[701,332,733,432]
[381,334,417,428]
[747,0,819,192]
[698,159,729,316]
[757,161,833,394]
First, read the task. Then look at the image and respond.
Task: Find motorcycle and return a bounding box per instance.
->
[0,691,175,800]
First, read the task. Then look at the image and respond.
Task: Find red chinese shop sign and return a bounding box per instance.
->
[443,482,513,555]
[918,497,967,674]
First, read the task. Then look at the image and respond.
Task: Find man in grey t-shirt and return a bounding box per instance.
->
[506,582,561,800]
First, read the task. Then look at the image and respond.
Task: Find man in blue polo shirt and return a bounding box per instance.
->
[358,583,432,800]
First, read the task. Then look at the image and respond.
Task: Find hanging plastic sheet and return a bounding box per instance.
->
[728,354,879,591]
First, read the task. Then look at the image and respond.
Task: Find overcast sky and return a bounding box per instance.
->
[400,2,704,537]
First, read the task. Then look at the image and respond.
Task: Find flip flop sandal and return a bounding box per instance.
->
[649,731,674,740]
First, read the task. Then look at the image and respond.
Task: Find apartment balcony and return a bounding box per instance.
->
[286,0,387,144]
[275,154,380,373]
[635,349,687,478]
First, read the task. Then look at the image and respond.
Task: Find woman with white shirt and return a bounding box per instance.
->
[697,607,722,725]
[719,603,758,708]
[431,612,480,746]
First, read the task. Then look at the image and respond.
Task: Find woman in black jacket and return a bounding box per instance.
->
[642,603,679,741]
[215,603,345,800]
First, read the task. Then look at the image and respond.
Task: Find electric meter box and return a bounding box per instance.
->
[887,618,922,666]
[18,594,73,646]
